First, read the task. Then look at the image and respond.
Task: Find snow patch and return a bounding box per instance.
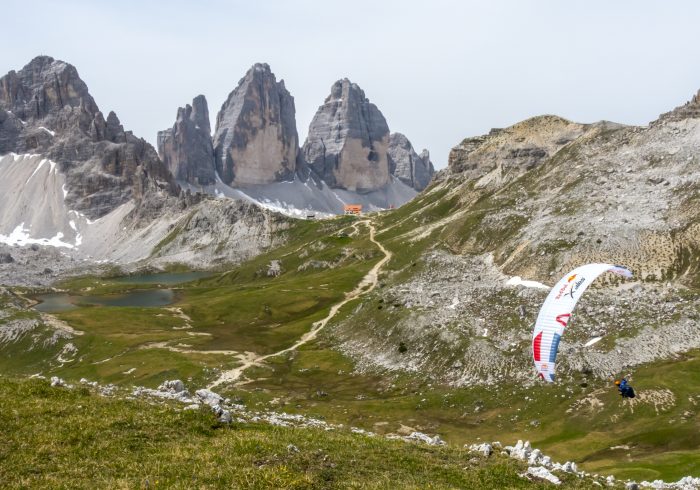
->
[0,223,76,249]
[585,337,603,347]
[25,158,56,184]
[38,126,56,137]
[506,276,550,290]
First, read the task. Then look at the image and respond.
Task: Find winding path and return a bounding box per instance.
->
[208,219,391,389]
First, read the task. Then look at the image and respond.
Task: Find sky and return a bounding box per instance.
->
[3,0,700,168]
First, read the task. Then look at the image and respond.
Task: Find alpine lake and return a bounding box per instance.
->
[33,271,212,313]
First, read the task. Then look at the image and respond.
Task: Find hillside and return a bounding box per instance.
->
[2,85,700,486]
[0,376,595,489]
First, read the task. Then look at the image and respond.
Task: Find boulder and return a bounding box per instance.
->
[301,79,390,192]
[158,379,187,393]
[213,63,298,186]
[158,95,216,185]
[466,442,493,457]
[195,388,224,407]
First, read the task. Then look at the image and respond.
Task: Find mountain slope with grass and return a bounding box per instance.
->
[0,376,600,489]
[2,89,700,485]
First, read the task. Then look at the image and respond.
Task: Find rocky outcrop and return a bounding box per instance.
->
[0,56,178,219]
[158,95,216,185]
[658,89,700,122]
[147,197,291,268]
[213,63,298,186]
[301,79,390,192]
[387,132,434,191]
[447,115,591,188]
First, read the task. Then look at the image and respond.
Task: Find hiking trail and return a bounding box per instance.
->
[209,219,391,389]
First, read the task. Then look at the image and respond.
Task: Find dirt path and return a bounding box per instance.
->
[208,219,392,389]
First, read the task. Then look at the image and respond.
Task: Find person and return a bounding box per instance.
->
[615,378,635,398]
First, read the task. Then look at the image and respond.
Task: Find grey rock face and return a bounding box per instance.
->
[658,89,700,121]
[0,56,178,219]
[158,95,216,185]
[302,79,391,192]
[447,115,590,188]
[387,132,434,191]
[213,63,298,186]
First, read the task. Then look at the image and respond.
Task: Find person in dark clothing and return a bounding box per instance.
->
[615,378,635,398]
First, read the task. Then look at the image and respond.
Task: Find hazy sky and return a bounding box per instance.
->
[4,0,700,168]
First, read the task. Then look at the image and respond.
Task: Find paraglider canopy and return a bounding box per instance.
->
[532,263,632,382]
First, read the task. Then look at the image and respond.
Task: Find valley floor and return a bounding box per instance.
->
[2,213,699,485]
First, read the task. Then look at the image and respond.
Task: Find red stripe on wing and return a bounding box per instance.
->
[533,331,543,361]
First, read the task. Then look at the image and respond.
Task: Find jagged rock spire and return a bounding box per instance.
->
[158,95,216,185]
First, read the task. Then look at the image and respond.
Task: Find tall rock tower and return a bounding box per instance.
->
[213,63,298,186]
[158,95,216,185]
[301,79,391,193]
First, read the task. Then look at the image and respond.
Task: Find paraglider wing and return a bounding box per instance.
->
[532,263,632,382]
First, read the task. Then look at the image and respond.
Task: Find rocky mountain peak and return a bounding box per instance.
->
[0,56,98,128]
[301,78,390,192]
[213,63,298,186]
[158,95,216,185]
[190,94,211,134]
[387,132,434,191]
[0,56,178,219]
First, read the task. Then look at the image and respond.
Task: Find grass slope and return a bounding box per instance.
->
[0,377,590,489]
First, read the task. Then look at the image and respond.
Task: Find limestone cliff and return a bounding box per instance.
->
[387,132,434,191]
[301,79,390,192]
[213,63,298,186]
[158,95,216,185]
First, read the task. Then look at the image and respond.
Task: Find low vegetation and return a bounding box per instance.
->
[0,377,591,489]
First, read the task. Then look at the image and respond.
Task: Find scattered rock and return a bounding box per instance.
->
[466,442,492,457]
[406,431,445,446]
[523,466,561,485]
[267,260,282,277]
[195,388,224,407]
[158,379,187,394]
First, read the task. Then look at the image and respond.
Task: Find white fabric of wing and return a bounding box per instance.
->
[533,263,625,378]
